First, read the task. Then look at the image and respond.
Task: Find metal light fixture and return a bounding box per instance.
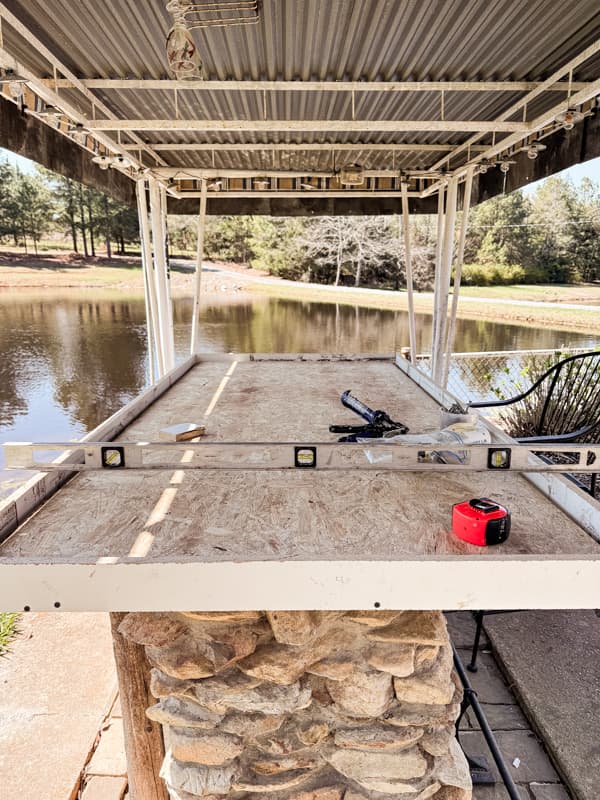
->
[70,123,87,146]
[525,141,546,160]
[37,102,62,120]
[207,180,222,191]
[478,160,493,174]
[555,109,585,130]
[92,154,112,170]
[112,155,133,170]
[254,179,270,190]
[340,164,364,185]
[1,68,24,101]
[499,159,511,174]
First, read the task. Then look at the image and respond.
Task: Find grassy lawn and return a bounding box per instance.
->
[0,612,20,655]
[458,284,600,304]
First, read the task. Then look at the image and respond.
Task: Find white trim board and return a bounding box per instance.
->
[0,557,599,613]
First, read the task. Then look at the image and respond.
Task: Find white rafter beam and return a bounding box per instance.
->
[150,168,437,178]
[88,119,530,133]
[172,191,420,199]
[44,79,592,93]
[121,142,490,152]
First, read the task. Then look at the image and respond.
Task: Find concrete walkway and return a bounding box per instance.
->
[0,613,117,800]
[483,611,600,800]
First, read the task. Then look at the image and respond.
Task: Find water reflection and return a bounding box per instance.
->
[1,287,598,496]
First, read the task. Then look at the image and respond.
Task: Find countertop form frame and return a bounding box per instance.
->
[1,353,599,612]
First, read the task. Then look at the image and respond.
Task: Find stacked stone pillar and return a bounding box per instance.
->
[119,610,472,800]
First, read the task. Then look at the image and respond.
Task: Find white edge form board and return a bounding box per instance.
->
[0,556,599,612]
[0,354,198,545]
[395,355,600,543]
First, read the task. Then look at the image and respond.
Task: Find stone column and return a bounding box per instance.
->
[119,611,472,800]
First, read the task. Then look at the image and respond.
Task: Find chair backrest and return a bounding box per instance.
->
[514,351,600,438]
[469,350,600,440]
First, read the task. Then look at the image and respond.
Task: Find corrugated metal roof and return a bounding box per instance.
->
[2,0,600,179]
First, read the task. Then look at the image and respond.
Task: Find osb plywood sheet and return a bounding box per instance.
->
[1,359,597,562]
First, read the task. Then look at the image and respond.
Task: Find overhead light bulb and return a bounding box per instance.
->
[166,23,203,79]
[92,154,112,170]
[7,80,23,101]
[526,141,546,160]
[555,109,585,130]
[340,164,364,185]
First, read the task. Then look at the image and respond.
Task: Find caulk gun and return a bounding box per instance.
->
[329,390,409,442]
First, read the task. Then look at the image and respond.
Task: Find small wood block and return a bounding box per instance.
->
[81,776,128,800]
[159,423,206,441]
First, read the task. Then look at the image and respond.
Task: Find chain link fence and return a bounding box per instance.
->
[416,348,595,405]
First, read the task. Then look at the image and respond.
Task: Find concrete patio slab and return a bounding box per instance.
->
[0,613,116,800]
[485,610,600,800]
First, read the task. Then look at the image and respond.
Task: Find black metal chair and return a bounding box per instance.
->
[466,350,600,670]
[469,349,600,495]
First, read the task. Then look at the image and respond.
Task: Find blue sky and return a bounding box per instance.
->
[2,146,600,191]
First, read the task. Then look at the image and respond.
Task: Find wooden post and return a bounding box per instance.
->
[109,613,168,800]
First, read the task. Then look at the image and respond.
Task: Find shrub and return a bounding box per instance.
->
[460,262,526,286]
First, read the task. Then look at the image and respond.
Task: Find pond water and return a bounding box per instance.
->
[1,287,598,497]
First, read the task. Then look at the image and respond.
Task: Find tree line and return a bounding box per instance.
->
[185,176,600,287]
[1,157,599,286]
[0,161,139,256]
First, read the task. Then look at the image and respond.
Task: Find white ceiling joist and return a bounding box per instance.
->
[89,119,530,133]
[121,143,489,152]
[45,78,591,93]
[174,191,421,199]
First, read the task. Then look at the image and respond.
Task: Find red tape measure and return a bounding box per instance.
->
[452,497,511,546]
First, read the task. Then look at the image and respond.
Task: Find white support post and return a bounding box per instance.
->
[434,176,458,385]
[443,166,475,386]
[148,178,175,373]
[190,179,208,355]
[400,181,417,363]
[430,183,446,378]
[136,179,163,381]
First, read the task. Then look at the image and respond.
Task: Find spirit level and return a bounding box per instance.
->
[3,441,599,473]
